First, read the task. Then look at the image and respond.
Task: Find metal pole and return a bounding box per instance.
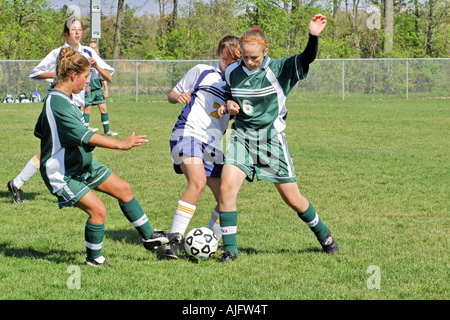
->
[342,60,345,100]
[136,61,139,102]
[405,59,409,99]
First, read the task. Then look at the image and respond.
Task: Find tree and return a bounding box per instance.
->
[0,0,64,59]
[113,0,124,59]
[384,0,394,53]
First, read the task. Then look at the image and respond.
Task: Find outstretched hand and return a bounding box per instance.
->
[309,14,327,36]
[121,132,148,150]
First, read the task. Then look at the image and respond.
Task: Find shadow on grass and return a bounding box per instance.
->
[0,190,41,204]
[0,242,83,265]
[105,228,168,260]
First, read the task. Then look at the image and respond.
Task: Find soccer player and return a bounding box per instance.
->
[7,17,115,204]
[84,39,118,136]
[164,35,241,259]
[217,14,339,263]
[34,47,175,267]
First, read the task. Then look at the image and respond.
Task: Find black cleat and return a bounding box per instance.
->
[143,230,181,251]
[319,229,339,254]
[164,236,182,260]
[218,250,238,264]
[7,180,23,204]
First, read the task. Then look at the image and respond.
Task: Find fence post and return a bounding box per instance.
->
[136,61,139,102]
[405,59,409,99]
[342,60,345,100]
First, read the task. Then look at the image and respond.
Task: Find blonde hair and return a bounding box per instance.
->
[240,27,269,48]
[56,47,90,82]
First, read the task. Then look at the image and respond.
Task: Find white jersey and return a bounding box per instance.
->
[29,42,115,107]
[171,63,230,151]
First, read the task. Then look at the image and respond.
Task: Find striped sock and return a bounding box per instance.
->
[170,200,195,235]
[101,113,110,133]
[220,211,238,255]
[120,197,154,240]
[297,203,329,241]
[85,220,105,260]
[208,208,221,241]
[13,155,40,189]
[83,113,90,127]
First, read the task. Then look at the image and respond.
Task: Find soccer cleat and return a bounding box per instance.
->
[164,236,182,259]
[218,250,238,264]
[88,127,99,132]
[319,229,339,254]
[143,230,180,251]
[84,256,113,268]
[104,130,118,136]
[7,180,23,204]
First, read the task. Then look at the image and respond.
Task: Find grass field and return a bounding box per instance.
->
[0,98,448,302]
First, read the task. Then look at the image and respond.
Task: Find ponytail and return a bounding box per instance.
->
[56,47,90,82]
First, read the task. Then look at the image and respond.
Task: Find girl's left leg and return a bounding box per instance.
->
[206,177,222,240]
[274,182,338,253]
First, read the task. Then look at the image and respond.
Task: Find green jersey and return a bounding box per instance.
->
[224,54,308,138]
[34,88,96,195]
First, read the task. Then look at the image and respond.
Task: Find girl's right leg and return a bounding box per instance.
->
[75,191,110,266]
[218,164,247,263]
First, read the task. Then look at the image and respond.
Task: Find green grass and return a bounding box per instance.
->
[0,98,448,300]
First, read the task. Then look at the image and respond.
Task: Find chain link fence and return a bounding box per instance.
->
[1,58,448,103]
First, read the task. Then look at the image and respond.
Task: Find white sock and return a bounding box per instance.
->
[169,200,195,235]
[13,155,40,189]
[208,208,222,241]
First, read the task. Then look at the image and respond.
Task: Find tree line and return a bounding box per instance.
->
[0,0,448,61]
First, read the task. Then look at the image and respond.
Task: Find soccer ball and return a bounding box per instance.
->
[184,227,218,260]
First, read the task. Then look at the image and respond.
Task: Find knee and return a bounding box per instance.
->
[219,182,238,203]
[188,178,207,198]
[90,205,107,224]
[117,181,133,203]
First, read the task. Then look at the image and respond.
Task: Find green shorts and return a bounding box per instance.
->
[85,89,106,106]
[224,130,297,183]
[56,160,112,208]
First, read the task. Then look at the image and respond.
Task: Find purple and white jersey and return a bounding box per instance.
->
[171,63,230,152]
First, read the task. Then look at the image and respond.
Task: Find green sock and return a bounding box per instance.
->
[120,197,154,240]
[101,113,110,133]
[85,220,105,260]
[297,203,329,241]
[220,211,238,255]
[83,113,90,127]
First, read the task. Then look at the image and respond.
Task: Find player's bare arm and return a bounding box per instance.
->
[32,72,57,80]
[88,132,148,150]
[88,57,112,82]
[168,90,192,104]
